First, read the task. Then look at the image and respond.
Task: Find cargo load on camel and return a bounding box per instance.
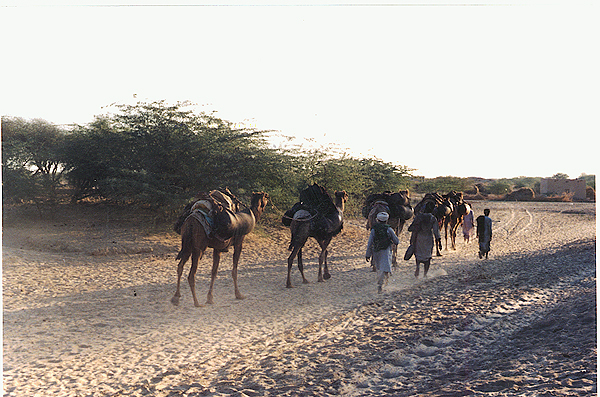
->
[174,188,242,241]
[363,191,413,225]
[282,183,343,236]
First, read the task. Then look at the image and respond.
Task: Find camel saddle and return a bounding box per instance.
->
[283,184,333,227]
[174,188,242,242]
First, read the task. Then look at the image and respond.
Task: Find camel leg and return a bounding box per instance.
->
[206,249,221,305]
[444,221,449,251]
[317,250,324,282]
[187,249,203,308]
[318,238,332,282]
[232,239,246,300]
[287,233,309,288]
[171,250,191,306]
[451,224,458,250]
[297,248,309,284]
[435,222,443,257]
[286,245,300,288]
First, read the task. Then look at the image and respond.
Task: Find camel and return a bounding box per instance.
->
[415,191,470,252]
[171,191,269,307]
[285,188,348,288]
[363,190,413,267]
[441,191,471,251]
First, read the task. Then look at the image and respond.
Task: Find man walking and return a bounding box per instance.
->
[407,201,442,278]
[366,212,400,293]
[476,208,493,259]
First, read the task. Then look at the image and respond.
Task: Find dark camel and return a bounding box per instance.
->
[364,190,412,267]
[171,191,269,307]
[441,191,470,251]
[286,190,348,288]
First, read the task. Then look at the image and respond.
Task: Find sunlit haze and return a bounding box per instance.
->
[2,1,598,179]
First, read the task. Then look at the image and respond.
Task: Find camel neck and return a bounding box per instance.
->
[249,207,261,221]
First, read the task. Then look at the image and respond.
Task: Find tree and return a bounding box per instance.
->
[62,101,273,208]
[578,173,595,190]
[1,116,68,203]
[552,173,570,179]
[488,179,512,195]
[413,176,472,194]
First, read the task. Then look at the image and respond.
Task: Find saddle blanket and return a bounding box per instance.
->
[188,210,213,238]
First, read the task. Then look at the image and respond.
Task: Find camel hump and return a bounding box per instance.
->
[299,183,336,215]
[363,191,411,220]
[191,199,213,213]
[210,189,236,212]
[362,192,391,218]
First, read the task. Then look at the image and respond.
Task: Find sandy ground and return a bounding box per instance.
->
[2,200,596,396]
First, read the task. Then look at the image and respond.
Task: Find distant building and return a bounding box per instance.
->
[540,178,587,200]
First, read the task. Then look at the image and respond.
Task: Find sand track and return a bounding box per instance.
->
[2,201,596,396]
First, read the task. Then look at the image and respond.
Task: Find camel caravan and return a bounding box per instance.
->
[172,185,472,307]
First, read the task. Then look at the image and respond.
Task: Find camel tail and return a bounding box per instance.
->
[288,224,297,251]
[288,217,310,251]
[176,221,194,260]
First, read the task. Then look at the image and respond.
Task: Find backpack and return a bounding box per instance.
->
[372,223,392,251]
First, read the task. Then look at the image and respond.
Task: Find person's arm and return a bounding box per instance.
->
[366,229,375,261]
[432,217,442,251]
[388,227,400,245]
[432,217,441,240]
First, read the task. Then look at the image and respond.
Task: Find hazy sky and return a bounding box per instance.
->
[2,1,598,179]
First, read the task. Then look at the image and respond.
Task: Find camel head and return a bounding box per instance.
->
[251,191,269,217]
[335,190,348,210]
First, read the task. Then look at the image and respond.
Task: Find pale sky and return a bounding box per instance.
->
[1,1,598,179]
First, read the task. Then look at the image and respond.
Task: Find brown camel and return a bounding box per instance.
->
[171,191,269,307]
[286,189,348,288]
[364,190,412,267]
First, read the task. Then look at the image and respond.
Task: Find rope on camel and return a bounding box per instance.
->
[269,197,320,223]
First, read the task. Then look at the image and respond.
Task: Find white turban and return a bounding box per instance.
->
[376,212,389,222]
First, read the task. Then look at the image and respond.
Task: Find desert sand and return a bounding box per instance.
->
[2,200,596,396]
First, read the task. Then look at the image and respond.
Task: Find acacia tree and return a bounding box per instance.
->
[413,176,472,194]
[62,101,275,208]
[1,116,67,203]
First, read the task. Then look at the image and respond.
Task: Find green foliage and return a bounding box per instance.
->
[578,173,595,190]
[2,116,67,202]
[552,172,570,179]
[487,179,512,195]
[62,101,274,208]
[1,166,39,203]
[511,176,540,190]
[4,101,414,216]
[412,176,472,194]
[294,150,412,216]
